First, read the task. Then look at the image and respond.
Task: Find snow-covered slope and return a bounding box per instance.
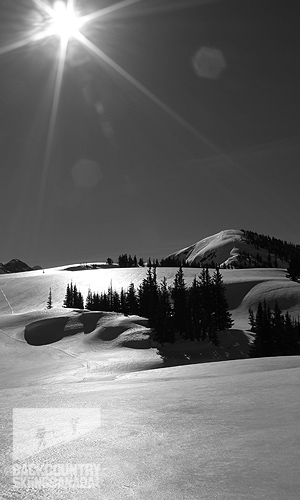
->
[1,265,300,499]
[166,229,288,268]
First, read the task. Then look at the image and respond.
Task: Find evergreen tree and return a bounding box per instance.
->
[188,277,202,341]
[284,312,299,355]
[286,252,300,281]
[128,255,134,267]
[63,282,72,308]
[85,288,93,310]
[138,267,154,317]
[152,277,174,344]
[107,281,114,311]
[262,300,273,355]
[171,266,188,338]
[249,301,264,357]
[212,267,233,332]
[198,267,214,342]
[73,284,84,308]
[272,302,285,355]
[250,301,276,357]
[120,288,128,315]
[46,288,53,309]
[63,281,83,308]
[118,254,128,267]
[99,291,109,311]
[126,283,139,315]
[93,292,101,310]
[138,267,159,325]
[112,290,121,312]
[248,307,255,332]
[73,284,78,307]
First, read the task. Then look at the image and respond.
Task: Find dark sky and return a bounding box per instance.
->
[0,0,299,267]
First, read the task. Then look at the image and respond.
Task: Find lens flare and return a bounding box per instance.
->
[52,0,81,40]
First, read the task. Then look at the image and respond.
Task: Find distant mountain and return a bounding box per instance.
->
[0,259,38,274]
[165,229,300,268]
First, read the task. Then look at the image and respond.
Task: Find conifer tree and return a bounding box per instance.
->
[284,312,299,355]
[171,266,188,338]
[63,282,72,308]
[148,267,160,327]
[120,288,128,315]
[212,267,233,332]
[137,267,159,324]
[249,301,264,357]
[63,281,83,308]
[152,277,174,344]
[250,301,274,357]
[126,283,139,315]
[73,284,84,308]
[112,290,121,312]
[93,292,101,310]
[73,284,78,307]
[100,291,109,311]
[188,277,202,341]
[138,267,152,317]
[286,252,300,282]
[272,302,285,355]
[85,288,93,310]
[248,307,255,332]
[198,267,214,341]
[107,281,114,311]
[46,288,53,309]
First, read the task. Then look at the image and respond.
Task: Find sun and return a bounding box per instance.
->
[51,0,82,41]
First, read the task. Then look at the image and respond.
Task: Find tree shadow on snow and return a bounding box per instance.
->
[156,329,251,367]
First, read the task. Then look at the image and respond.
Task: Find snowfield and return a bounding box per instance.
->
[0,265,300,499]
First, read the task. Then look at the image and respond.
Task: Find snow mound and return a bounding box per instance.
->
[241,280,300,314]
[83,315,151,348]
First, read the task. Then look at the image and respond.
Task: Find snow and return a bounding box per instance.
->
[0,264,299,498]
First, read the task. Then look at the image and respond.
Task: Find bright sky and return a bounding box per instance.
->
[0,0,299,267]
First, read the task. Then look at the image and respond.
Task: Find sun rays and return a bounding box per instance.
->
[75,30,216,152]
[0,0,217,151]
[1,0,223,255]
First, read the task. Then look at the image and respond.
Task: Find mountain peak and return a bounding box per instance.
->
[0,259,35,274]
[166,229,296,268]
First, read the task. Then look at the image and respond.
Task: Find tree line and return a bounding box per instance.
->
[249,301,300,357]
[110,253,219,269]
[62,266,233,345]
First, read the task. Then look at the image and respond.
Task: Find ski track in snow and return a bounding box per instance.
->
[0,289,14,314]
[0,327,26,343]
[0,326,81,360]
